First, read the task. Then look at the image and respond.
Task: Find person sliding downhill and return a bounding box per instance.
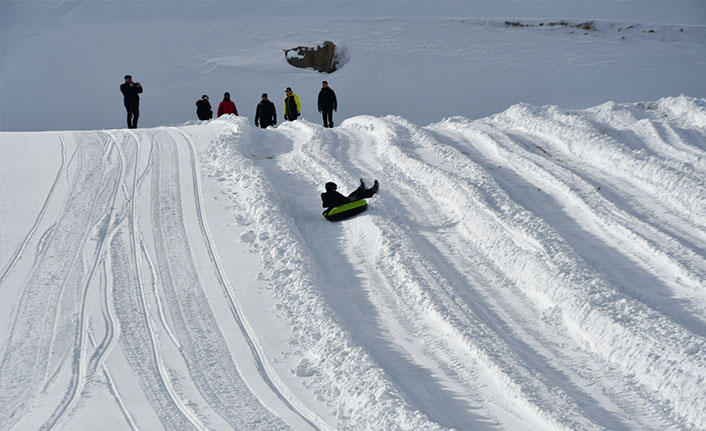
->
[321,179,379,215]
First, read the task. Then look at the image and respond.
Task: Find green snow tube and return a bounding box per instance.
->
[323,199,368,221]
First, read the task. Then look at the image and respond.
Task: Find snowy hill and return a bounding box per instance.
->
[2,1,706,430]
[1,96,706,430]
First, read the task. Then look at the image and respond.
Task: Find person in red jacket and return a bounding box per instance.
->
[217,92,238,117]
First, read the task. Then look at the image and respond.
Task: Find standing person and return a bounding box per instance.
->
[255,93,277,128]
[196,95,213,120]
[120,75,143,129]
[217,92,238,117]
[318,81,337,128]
[283,87,300,121]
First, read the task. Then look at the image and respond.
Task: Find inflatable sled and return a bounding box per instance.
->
[323,199,368,221]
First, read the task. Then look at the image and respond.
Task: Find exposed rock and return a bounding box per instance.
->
[505,20,596,31]
[284,41,341,73]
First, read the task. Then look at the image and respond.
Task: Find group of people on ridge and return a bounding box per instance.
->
[121,75,337,129]
[192,82,337,128]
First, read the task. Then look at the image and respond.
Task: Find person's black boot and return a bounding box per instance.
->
[371,179,379,194]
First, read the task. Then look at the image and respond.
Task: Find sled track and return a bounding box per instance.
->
[420,115,706,429]
[506,123,706,263]
[0,133,112,429]
[150,129,289,430]
[441,123,706,330]
[271,124,515,429]
[42,132,126,430]
[109,130,204,430]
[261,114,706,430]
[0,132,68,288]
[208,121,442,430]
[339,121,603,430]
[170,128,324,430]
[416,122,683,429]
[87,329,139,431]
[86,238,118,375]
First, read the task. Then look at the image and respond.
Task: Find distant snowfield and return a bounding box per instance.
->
[1,0,705,131]
[1,95,705,430]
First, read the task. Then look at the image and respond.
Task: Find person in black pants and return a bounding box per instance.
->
[317,80,337,128]
[284,87,300,121]
[255,93,277,128]
[321,178,379,210]
[196,95,213,120]
[120,75,143,128]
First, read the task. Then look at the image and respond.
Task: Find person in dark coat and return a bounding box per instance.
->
[255,93,277,128]
[120,75,143,129]
[317,80,337,128]
[284,87,300,121]
[196,95,213,120]
[217,92,238,117]
[321,179,379,211]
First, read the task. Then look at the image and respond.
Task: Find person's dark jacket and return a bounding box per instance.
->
[318,87,337,111]
[196,99,213,120]
[321,190,351,209]
[120,82,143,106]
[255,99,277,127]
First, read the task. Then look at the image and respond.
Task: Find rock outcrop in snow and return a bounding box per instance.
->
[284,41,341,73]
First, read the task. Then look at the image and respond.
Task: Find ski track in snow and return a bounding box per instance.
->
[41,132,125,430]
[1,96,705,430]
[170,127,325,430]
[149,128,290,430]
[0,132,113,429]
[0,133,67,288]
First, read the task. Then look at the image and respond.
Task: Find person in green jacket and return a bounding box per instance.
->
[284,87,301,121]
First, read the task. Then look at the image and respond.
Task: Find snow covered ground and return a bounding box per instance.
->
[2,1,706,430]
[2,1,705,131]
[2,97,706,430]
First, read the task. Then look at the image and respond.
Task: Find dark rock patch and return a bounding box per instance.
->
[504,20,596,31]
[284,41,345,73]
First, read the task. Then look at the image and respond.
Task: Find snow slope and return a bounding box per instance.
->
[1,95,705,430]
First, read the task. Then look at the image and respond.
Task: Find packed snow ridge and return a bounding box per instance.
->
[1,96,706,430]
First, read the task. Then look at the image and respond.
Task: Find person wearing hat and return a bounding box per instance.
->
[217,92,238,117]
[321,178,379,211]
[255,93,277,128]
[196,95,213,121]
[120,74,143,129]
[283,87,301,121]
